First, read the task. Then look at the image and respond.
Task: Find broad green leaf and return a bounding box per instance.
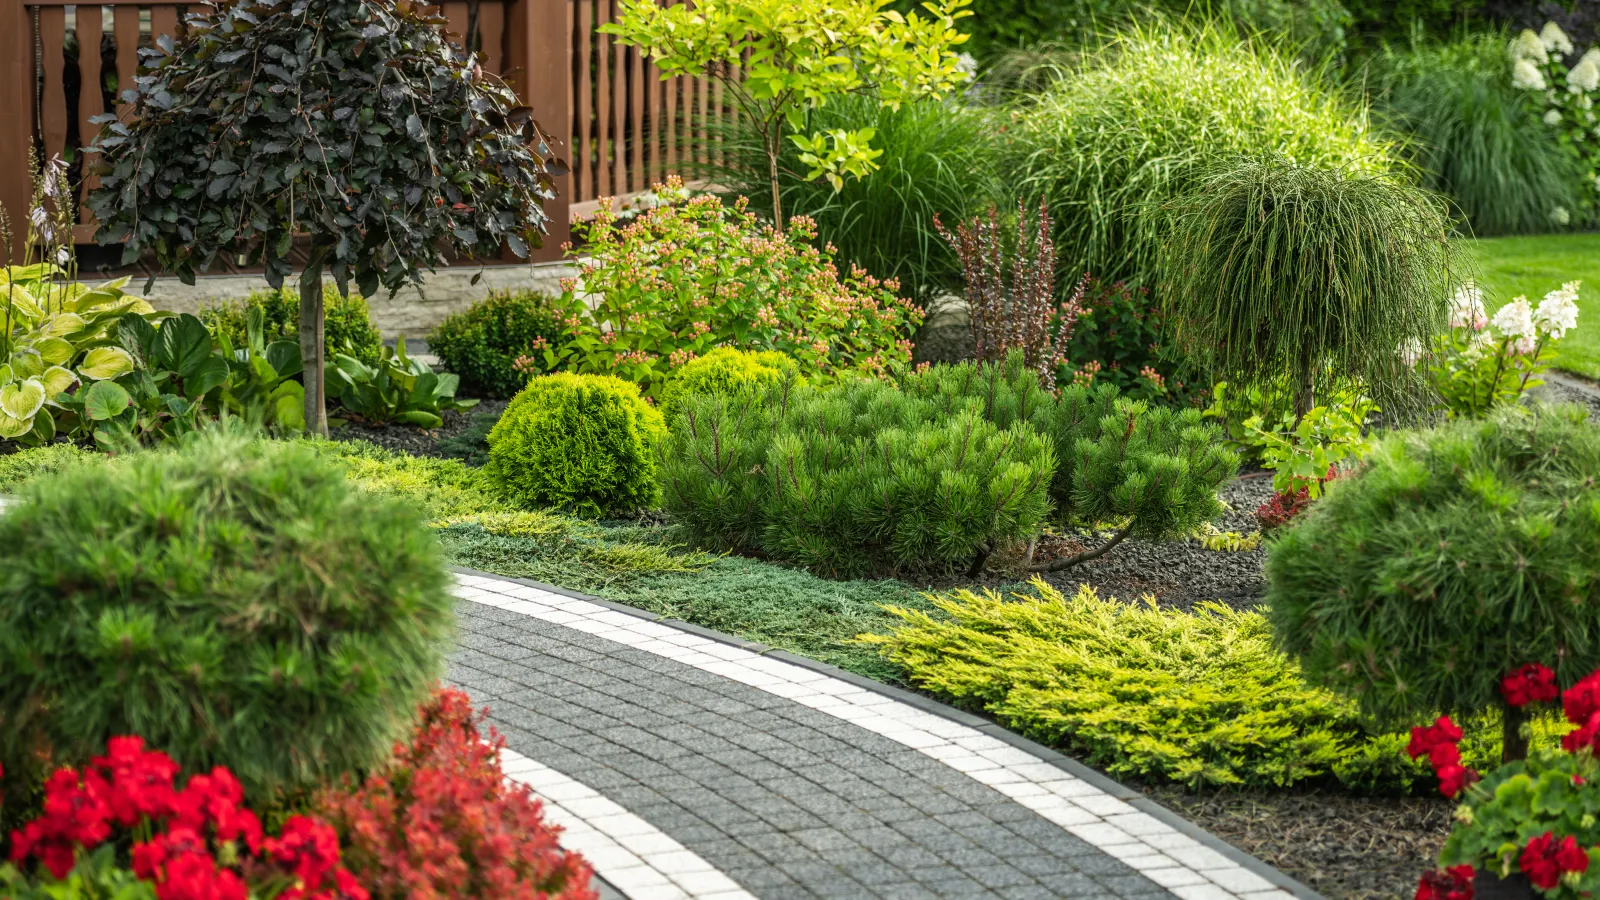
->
[154,314,214,378]
[0,408,31,438]
[398,409,443,428]
[35,338,74,365]
[118,314,158,361]
[27,407,56,443]
[266,340,303,377]
[0,379,45,420]
[274,390,306,432]
[44,311,87,337]
[39,365,76,401]
[2,284,44,320]
[8,349,42,378]
[184,356,231,398]
[83,379,132,421]
[80,346,137,380]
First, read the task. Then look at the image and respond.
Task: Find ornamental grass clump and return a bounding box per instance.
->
[0,430,455,807]
[659,365,1055,577]
[1268,403,1600,760]
[487,373,665,517]
[1159,158,1456,420]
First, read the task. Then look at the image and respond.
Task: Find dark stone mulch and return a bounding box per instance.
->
[332,398,505,462]
[1145,786,1453,900]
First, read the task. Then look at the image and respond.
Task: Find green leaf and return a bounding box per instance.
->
[266,340,303,377]
[398,409,443,428]
[83,379,132,421]
[118,314,158,362]
[184,356,231,398]
[154,314,215,378]
[38,365,77,400]
[0,408,31,439]
[35,337,74,365]
[80,346,137,380]
[0,379,46,420]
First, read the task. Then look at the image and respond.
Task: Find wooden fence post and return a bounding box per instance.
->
[0,0,33,263]
[506,0,572,263]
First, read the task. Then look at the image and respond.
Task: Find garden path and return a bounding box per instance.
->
[447,570,1318,900]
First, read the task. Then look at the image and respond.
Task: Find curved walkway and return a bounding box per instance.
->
[448,570,1318,900]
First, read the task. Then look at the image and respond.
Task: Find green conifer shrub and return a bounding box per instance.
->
[657,348,800,425]
[486,373,665,516]
[426,290,567,400]
[660,370,1055,577]
[1268,403,1600,736]
[0,430,454,808]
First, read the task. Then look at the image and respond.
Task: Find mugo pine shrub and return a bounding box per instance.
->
[487,373,665,516]
[1269,403,1600,757]
[0,430,455,806]
[656,347,799,425]
[660,367,1055,577]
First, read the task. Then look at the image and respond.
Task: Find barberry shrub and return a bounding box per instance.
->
[550,180,922,398]
[427,290,568,400]
[656,348,799,425]
[486,373,665,516]
[1268,403,1600,729]
[660,368,1055,577]
[0,430,455,805]
[315,688,596,900]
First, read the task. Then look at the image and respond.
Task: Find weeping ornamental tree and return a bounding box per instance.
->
[1157,159,1455,421]
[86,0,563,435]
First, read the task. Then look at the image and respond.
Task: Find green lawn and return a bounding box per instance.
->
[1467,232,1600,380]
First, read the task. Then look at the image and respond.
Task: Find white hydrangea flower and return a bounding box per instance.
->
[1462,331,1497,362]
[1572,58,1600,92]
[1583,47,1600,69]
[1397,337,1425,368]
[1546,108,1565,125]
[1542,21,1574,57]
[1448,282,1488,330]
[1514,58,1549,91]
[1491,296,1538,339]
[1513,28,1550,64]
[1554,206,1573,225]
[955,52,978,81]
[1535,280,1581,338]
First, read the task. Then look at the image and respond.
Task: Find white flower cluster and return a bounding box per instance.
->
[1448,282,1488,330]
[1491,297,1538,354]
[1542,21,1575,57]
[1513,28,1550,65]
[1514,58,1548,91]
[1534,280,1582,339]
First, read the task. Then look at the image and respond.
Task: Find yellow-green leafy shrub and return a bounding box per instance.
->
[867,579,1528,793]
[487,373,665,516]
[657,348,799,424]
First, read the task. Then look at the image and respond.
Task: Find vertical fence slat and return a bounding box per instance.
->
[478,0,504,76]
[0,0,28,260]
[665,75,678,176]
[628,44,641,193]
[113,7,140,122]
[611,14,625,194]
[505,0,570,260]
[442,1,469,48]
[149,6,177,43]
[576,0,592,202]
[643,53,658,188]
[593,0,611,197]
[39,7,69,166]
[77,5,106,222]
[711,74,723,168]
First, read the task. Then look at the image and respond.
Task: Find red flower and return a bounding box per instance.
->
[1565,711,1600,755]
[171,768,262,854]
[1415,864,1475,900]
[1435,764,1479,798]
[92,735,181,827]
[1502,663,1560,708]
[1408,717,1465,760]
[265,815,342,896]
[1520,832,1590,890]
[1564,671,1600,725]
[154,850,248,900]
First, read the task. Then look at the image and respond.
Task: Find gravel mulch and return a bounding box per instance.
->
[332,398,505,462]
[1145,786,1453,900]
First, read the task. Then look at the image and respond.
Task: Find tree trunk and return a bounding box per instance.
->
[766,121,783,229]
[1502,701,1529,764]
[299,268,328,437]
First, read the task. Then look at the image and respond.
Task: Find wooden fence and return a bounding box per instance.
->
[0,0,722,269]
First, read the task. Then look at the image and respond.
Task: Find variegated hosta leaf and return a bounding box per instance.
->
[44,311,87,337]
[10,348,44,378]
[0,379,45,421]
[0,408,32,439]
[35,337,74,365]
[2,284,45,321]
[79,346,136,380]
[38,365,77,400]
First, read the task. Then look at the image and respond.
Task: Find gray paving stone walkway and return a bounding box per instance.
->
[447,571,1316,900]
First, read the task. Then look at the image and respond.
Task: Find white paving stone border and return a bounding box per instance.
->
[457,572,1304,900]
[501,748,756,900]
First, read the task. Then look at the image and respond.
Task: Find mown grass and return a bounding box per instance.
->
[1467,232,1600,380]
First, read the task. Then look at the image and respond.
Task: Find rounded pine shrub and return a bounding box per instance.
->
[657,348,799,424]
[1007,21,1400,285]
[0,430,454,806]
[487,373,665,516]
[202,286,384,366]
[1268,403,1600,729]
[427,290,566,399]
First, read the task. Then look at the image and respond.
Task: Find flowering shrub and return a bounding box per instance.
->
[314,688,595,900]
[1,738,365,900]
[1510,23,1600,225]
[1415,666,1600,898]
[1060,277,1195,403]
[550,179,921,398]
[1416,281,1581,419]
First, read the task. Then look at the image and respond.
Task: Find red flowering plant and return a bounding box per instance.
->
[313,688,595,900]
[551,178,921,398]
[1416,665,1600,898]
[0,737,368,900]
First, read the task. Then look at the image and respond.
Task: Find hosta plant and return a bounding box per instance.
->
[551,181,921,398]
[1416,280,1581,419]
[330,337,477,429]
